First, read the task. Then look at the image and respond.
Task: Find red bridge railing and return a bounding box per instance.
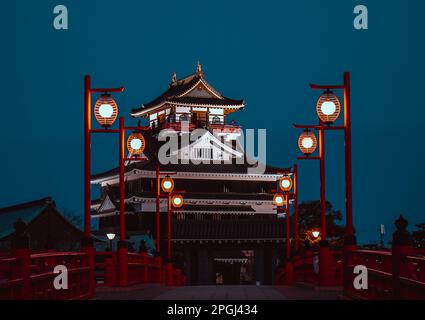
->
[275,216,425,300]
[0,250,91,300]
[0,248,186,300]
[345,249,425,300]
[276,249,343,286]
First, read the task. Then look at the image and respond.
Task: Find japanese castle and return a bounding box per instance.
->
[91,63,292,285]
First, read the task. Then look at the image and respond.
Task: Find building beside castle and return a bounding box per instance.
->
[91,64,292,285]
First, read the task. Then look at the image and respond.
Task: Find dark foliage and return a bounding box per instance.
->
[296,200,345,247]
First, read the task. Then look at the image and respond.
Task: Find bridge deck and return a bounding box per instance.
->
[94,284,342,300]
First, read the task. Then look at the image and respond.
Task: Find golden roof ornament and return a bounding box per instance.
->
[196,61,203,78]
[171,71,177,84]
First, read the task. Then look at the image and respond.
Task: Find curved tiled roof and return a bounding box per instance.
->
[131,72,244,116]
[91,158,291,182]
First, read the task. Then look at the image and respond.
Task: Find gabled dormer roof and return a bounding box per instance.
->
[94,188,135,216]
[131,64,245,117]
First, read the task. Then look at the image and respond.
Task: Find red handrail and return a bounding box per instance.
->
[0,251,92,300]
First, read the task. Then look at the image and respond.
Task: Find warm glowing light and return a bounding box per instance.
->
[279,176,293,192]
[171,194,184,208]
[106,233,116,240]
[127,132,146,156]
[298,130,318,155]
[161,177,174,193]
[306,229,321,244]
[94,93,118,128]
[320,101,336,116]
[273,194,285,207]
[316,91,341,124]
[302,137,314,149]
[99,104,114,118]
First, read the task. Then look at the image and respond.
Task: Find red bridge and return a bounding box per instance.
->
[1,216,424,300]
[0,248,185,300]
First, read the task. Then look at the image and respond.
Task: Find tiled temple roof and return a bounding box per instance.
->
[91,158,291,182]
[131,69,244,116]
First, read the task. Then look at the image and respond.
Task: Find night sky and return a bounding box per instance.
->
[1,1,424,244]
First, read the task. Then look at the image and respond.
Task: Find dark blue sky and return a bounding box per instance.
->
[1,1,424,244]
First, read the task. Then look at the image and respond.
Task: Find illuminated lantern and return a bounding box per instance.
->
[171,194,184,208]
[161,177,174,193]
[279,176,293,192]
[127,132,146,156]
[298,130,317,155]
[106,233,116,240]
[306,229,321,244]
[94,93,118,128]
[316,90,341,124]
[273,194,285,207]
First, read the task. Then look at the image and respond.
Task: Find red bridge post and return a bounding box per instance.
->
[82,245,95,297]
[11,247,31,300]
[104,253,118,286]
[117,245,128,287]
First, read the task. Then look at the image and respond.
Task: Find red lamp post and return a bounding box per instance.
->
[83,75,149,287]
[83,75,124,246]
[273,172,295,285]
[293,164,299,255]
[159,176,184,285]
[293,71,355,287]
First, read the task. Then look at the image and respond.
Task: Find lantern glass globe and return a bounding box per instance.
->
[281,179,291,189]
[99,104,114,118]
[302,137,314,149]
[161,177,174,193]
[320,101,337,116]
[163,181,172,190]
[312,231,320,238]
[130,138,143,151]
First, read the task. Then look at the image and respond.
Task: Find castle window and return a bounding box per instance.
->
[194,148,213,159]
[212,116,222,124]
[179,114,189,122]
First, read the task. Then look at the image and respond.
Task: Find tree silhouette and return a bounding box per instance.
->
[296,200,345,247]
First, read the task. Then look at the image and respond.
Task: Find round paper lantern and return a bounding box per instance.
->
[316,91,341,124]
[161,177,175,193]
[127,132,146,156]
[273,194,285,207]
[298,130,318,155]
[279,176,293,192]
[171,194,184,208]
[306,229,321,244]
[94,93,118,128]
